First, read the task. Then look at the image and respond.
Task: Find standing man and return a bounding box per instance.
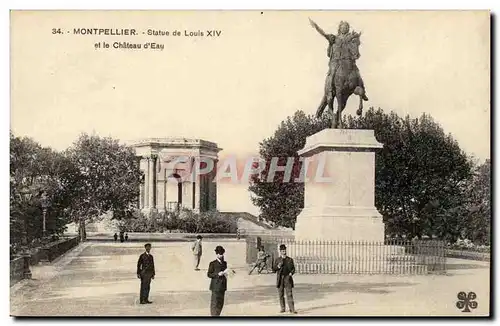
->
[137,243,155,304]
[207,245,228,316]
[191,235,203,271]
[273,244,297,314]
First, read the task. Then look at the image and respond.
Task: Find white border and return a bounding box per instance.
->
[2,2,497,326]
[2,0,498,10]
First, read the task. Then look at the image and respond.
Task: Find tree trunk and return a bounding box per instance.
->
[79,218,87,242]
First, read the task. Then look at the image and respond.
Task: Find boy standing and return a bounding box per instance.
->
[191,235,203,271]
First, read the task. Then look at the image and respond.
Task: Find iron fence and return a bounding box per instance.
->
[246,237,446,275]
[166,201,180,213]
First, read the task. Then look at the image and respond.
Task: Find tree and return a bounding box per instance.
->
[248,111,330,228]
[249,108,474,240]
[64,133,142,241]
[10,132,78,248]
[344,109,473,240]
[461,159,491,244]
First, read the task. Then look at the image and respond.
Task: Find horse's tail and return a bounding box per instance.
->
[315,95,328,119]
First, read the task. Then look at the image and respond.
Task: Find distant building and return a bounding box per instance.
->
[132,138,222,215]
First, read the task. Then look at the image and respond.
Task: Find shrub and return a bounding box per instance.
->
[175,210,235,233]
[448,238,490,252]
[121,209,237,233]
[171,209,236,233]
[123,211,156,232]
[165,211,181,231]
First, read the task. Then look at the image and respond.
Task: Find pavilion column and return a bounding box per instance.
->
[209,159,218,211]
[156,168,166,212]
[148,156,156,209]
[139,182,145,209]
[195,161,201,213]
[142,157,149,209]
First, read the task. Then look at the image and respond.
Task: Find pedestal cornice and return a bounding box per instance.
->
[298,129,383,157]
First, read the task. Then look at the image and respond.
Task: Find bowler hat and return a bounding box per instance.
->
[214,245,225,254]
[279,244,287,251]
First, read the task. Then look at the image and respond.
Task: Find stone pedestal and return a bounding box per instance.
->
[294,129,385,242]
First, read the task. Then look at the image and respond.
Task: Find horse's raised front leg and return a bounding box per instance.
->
[354,80,368,101]
[356,95,363,116]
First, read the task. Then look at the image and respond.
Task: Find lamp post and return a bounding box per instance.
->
[40,192,50,238]
[17,186,34,280]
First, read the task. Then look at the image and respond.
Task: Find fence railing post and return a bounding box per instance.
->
[242,232,451,276]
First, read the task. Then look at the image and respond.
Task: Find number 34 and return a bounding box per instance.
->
[52,28,63,34]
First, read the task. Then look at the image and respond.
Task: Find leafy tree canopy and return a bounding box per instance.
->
[249,107,477,241]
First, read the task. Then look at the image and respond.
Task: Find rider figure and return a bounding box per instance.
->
[310,19,369,102]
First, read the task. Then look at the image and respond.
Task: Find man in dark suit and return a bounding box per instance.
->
[137,243,155,304]
[207,245,228,316]
[273,244,297,314]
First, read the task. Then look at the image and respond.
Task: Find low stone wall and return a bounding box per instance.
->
[39,237,80,262]
[446,249,490,261]
[10,257,25,285]
[10,237,80,285]
[30,248,45,265]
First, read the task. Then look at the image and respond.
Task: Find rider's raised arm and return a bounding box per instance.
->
[309,18,332,42]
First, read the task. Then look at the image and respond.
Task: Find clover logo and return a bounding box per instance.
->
[456,292,478,312]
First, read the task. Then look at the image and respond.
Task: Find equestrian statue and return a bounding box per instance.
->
[309,19,369,129]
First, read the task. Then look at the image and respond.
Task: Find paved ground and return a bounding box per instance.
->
[10,240,490,317]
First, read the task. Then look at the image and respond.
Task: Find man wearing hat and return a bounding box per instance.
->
[207,245,228,316]
[273,244,297,314]
[137,243,155,304]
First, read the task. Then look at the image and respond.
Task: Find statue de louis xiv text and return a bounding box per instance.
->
[73,28,222,37]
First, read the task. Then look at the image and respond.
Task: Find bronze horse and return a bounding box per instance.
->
[315,32,367,129]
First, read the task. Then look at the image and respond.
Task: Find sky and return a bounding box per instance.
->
[10,11,490,215]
